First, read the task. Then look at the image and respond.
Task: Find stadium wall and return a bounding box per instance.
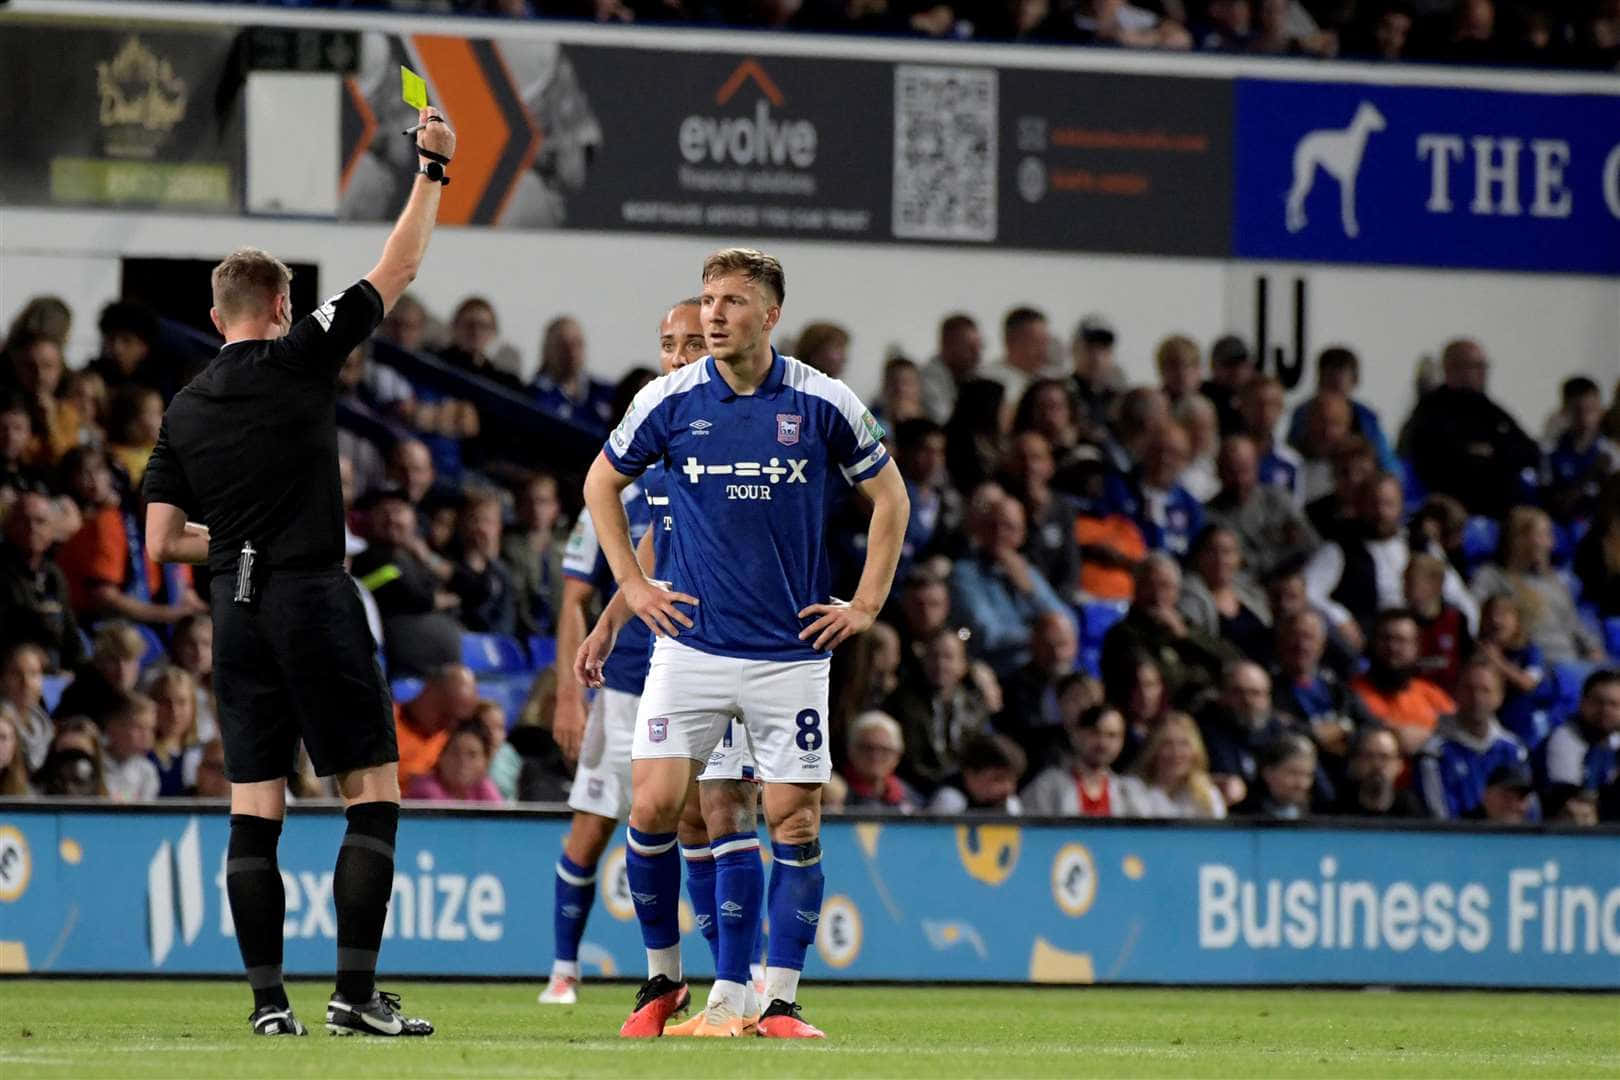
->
[3,805,1619,988]
[3,1,1620,434]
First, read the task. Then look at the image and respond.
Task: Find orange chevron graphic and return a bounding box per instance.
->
[410,34,511,225]
[340,75,376,196]
[715,58,783,108]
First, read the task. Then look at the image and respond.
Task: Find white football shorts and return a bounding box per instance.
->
[567,687,637,819]
[633,635,832,784]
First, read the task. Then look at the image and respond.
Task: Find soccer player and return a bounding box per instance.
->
[140,107,453,1038]
[582,248,910,1038]
[541,299,762,1009]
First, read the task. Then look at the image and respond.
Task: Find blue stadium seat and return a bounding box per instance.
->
[477,675,532,729]
[1551,661,1597,722]
[460,632,528,674]
[1461,516,1500,571]
[1604,617,1620,660]
[527,636,557,671]
[41,673,71,714]
[1080,600,1128,647]
[1397,458,1425,514]
[390,677,424,704]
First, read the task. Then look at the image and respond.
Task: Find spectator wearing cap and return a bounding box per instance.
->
[1332,725,1426,817]
[919,313,983,426]
[1305,472,1477,640]
[89,300,164,395]
[1154,335,1202,411]
[1205,433,1320,579]
[1405,338,1541,519]
[351,488,463,678]
[1175,394,1221,503]
[1101,554,1237,710]
[950,487,1071,677]
[0,488,86,672]
[841,711,921,812]
[1232,733,1319,819]
[1543,376,1620,525]
[982,306,1058,414]
[1541,668,1620,794]
[1351,609,1456,756]
[101,691,160,802]
[1416,661,1528,819]
[883,626,995,793]
[1200,334,1253,437]
[1287,347,1399,473]
[928,733,1027,814]
[1240,375,1305,507]
[395,663,481,792]
[998,430,1081,599]
[1068,314,1120,439]
[1463,762,1535,823]
[1021,703,1152,816]
[531,315,615,437]
[54,620,144,727]
[1102,422,1203,558]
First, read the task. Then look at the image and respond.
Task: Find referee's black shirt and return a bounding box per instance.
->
[143,280,384,578]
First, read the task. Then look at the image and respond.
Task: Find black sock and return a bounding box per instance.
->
[333,801,400,1003]
[227,814,287,1011]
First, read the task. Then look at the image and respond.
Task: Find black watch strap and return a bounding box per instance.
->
[418,160,450,185]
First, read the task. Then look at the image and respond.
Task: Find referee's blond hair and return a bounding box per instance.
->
[211,247,293,322]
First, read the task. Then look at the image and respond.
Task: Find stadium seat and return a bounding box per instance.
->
[390,677,424,704]
[1397,458,1425,514]
[1550,661,1596,721]
[528,635,557,671]
[41,673,71,714]
[1460,516,1499,571]
[460,632,528,674]
[477,675,533,729]
[1080,599,1128,647]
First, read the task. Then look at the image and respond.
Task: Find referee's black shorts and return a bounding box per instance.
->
[211,569,398,783]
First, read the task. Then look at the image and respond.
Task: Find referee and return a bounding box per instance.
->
[142,107,455,1038]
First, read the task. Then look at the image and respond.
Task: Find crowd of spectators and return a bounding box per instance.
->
[3,288,1619,829]
[260,0,1620,69]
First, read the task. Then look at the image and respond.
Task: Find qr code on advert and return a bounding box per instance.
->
[892,65,998,242]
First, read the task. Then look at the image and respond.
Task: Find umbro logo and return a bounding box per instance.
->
[795,909,821,926]
[631,891,659,905]
[800,753,821,765]
[720,900,744,918]
[690,419,714,434]
[696,913,712,929]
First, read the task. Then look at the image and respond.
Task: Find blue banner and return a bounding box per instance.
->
[1,808,1617,986]
[1234,78,1620,274]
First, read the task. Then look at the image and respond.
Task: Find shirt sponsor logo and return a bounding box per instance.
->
[680,457,807,484]
[777,413,802,445]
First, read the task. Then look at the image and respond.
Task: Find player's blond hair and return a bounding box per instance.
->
[702,248,785,306]
[211,247,292,323]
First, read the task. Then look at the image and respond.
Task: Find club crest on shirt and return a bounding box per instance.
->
[648,716,669,743]
[777,413,802,446]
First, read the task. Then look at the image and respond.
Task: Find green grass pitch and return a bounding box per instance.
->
[1,980,1616,1078]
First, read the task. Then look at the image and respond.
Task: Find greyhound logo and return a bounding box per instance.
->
[1284,100,1386,238]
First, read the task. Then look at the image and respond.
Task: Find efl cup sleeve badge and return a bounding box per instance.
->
[648,717,669,743]
[777,413,802,446]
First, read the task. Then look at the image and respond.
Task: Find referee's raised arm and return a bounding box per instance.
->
[364,107,458,315]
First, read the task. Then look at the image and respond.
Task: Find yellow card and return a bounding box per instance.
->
[401,66,428,110]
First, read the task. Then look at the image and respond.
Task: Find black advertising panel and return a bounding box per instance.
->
[0,21,243,212]
[996,68,1234,256]
[563,47,894,242]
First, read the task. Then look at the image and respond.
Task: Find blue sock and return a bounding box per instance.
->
[712,832,764,987]
[553,854,597,966]
[625,827,681,950]
[766,839,824,974]
[682,846,720,968]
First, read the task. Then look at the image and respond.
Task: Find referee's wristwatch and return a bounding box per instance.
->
[417,158,450,185]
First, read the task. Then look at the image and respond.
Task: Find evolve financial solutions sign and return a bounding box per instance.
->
[2,807,1619,987]
[1234,77,1620,275]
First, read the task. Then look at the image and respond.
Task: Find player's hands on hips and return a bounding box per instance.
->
[574,621,619,690]
[622,575,698,638]
[798,597,876,652]
[553,692,588,763]
[416,107,456,162]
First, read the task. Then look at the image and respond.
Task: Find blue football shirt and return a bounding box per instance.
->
[563,481,654,695]
[604,350,890,662]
